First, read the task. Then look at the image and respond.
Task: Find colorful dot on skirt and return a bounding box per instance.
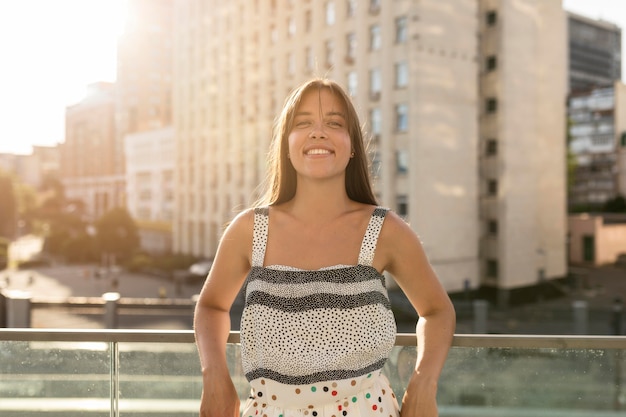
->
[332,390,338,396]
[296,388,301,394]
[351,397,357,403]
[272,395,277,401]
[372,405,378,411]
[365,393,371,399]
[311,386,317,392]
[323,387,329,392]
[342,411,347,416]
[313,412,318,416]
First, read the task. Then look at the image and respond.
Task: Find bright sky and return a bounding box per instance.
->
[0,0,624,155]
[0,0,127,155]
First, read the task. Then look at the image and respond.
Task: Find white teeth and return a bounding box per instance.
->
[306,148,331,155]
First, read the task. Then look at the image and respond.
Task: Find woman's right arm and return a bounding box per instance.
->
[194,209,254,417]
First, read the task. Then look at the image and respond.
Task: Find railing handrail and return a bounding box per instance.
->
[1,329,626,349]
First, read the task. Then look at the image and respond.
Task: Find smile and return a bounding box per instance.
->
[305,148,332,155]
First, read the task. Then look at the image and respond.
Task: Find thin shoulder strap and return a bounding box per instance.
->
[357,207,389,266]
[251,207,269,267]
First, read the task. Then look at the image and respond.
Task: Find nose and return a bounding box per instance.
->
[308,122,327,139]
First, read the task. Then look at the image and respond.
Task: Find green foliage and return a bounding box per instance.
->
[62,233,98,264]
[95,207,140,264]
[602,195,626,213]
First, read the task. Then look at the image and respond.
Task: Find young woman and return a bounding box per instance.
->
[194,78,455,417]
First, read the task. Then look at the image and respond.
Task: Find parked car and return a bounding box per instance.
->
[188,259,213,280]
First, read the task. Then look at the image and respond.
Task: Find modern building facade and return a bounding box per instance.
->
[478,0,568,302]
[568,82,626,209]
[172,0,567,295]
[124,127,175,254]
[568,12,622,94]
[61,82,123,220]
[61,0,174,227]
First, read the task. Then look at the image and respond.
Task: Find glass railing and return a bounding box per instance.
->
[0,330,625,417]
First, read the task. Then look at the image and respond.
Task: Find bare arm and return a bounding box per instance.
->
[379,212,456,417]
[194,209,254,417]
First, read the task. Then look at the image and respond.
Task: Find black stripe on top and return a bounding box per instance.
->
[245,358,387,385]
[247,264,386,285]
[245,290,392,312]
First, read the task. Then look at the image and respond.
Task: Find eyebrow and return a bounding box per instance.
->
[294,110,346,119]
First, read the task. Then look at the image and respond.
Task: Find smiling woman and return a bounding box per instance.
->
[0,0,127,155]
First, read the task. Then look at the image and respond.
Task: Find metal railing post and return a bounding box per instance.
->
[103,292,121,329]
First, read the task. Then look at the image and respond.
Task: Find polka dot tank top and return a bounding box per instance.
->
[240,206,399,416]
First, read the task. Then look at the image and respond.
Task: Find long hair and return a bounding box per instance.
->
[257,78,377,206]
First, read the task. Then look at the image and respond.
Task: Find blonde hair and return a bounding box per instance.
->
[257,78,377,206]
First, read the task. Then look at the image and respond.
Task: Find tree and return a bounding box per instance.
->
[95,207,140,264]
[603,195,626,213]
[0,170,16,238]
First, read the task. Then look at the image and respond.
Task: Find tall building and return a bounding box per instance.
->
[125,127,175,254]
[569,82,626,209]
[568,12,622,94]
[173,0,567,296]
[116,0,173,139]
[115,0,175,249]
[61,82,122,219]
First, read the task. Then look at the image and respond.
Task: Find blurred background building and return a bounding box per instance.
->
[171,0,567,301]
[6,0,620,302]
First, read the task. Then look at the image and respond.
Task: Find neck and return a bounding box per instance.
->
[288,178,355,221]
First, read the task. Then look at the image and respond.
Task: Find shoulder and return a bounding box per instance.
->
[378,209,415,240]
[377,210,426,270]
[220,208,256,247]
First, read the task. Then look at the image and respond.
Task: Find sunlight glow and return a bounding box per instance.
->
[0,0,127,154]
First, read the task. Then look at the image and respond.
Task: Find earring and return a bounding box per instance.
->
[350,151,355,158]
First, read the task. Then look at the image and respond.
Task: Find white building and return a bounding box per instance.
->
[125,127,175,254]
[172,0,567,298]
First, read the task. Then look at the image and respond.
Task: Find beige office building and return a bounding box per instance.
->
[173,0,567,295]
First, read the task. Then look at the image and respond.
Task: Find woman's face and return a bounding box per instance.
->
[287,88,352,183]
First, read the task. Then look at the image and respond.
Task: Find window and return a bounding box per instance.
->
[287,52,295,75]
[347,71,358,97]
[487,219,498,236]
[487,179,498,196]
[396,103,408,132]
[326,1,335,25]
[371,151,382,178]
[346,32,357,61]
[369,0,381,14]
[395,61,408,88]
[486,259,499,278]
[486,10,497,26]
[396,150,409,174]
[369,68,381,98]
[370,107,381,136]
[287,17,296,37]
[621,132,626,147]
[397,195,408,216]
[486,55,497,71]
[305,46,314,71]
[325,40,334,67]
[370,25,381,50]
[486,98,498,113]
[347,0,357,17]
[486,139,498,156]
[395,16,407,43]
[305,10,312,32]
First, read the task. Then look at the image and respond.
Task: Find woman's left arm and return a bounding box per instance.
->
[379,212,456,417]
